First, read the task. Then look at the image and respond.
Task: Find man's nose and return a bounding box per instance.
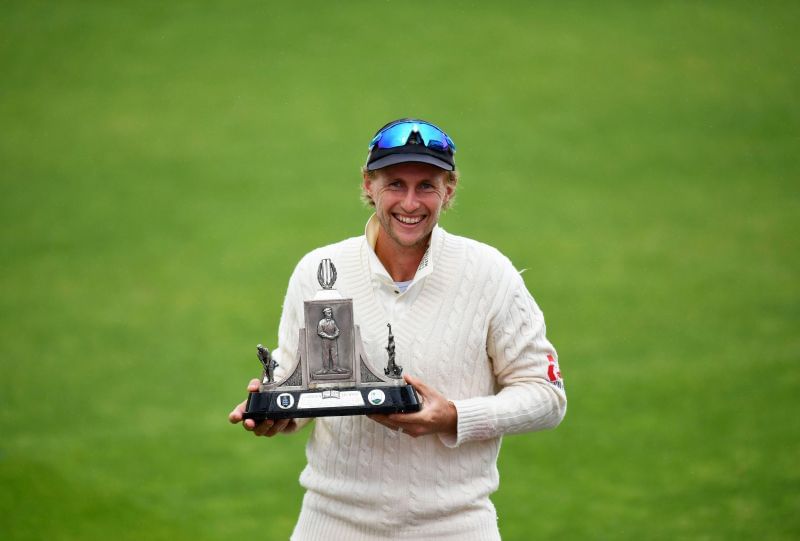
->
[400,189,421,212]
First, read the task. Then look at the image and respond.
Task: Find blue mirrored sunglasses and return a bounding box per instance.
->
[368,121,456,153]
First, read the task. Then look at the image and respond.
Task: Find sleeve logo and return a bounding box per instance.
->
[547,354,564,389]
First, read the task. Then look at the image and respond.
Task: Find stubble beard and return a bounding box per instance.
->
[377,208,438,253]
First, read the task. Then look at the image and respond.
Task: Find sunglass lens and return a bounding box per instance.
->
[416,124,452,151]
[374,123,414,149]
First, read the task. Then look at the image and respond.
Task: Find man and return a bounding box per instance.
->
[316,306,342,374]
[229,118,567,540]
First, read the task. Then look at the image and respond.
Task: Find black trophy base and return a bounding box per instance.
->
[243,384,421,421]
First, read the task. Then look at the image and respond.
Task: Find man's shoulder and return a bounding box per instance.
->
[439,228,515,269]
[439,229,534,305]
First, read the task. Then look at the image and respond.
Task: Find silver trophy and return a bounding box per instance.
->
[243,259,421,420]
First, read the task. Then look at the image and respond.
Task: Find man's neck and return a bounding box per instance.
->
[375,231,429,282]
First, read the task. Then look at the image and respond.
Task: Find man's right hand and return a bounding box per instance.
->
[228,378,297,436]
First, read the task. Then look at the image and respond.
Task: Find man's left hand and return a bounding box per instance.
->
[367,374,457,437]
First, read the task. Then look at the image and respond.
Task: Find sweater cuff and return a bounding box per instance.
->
[438,398,495,448]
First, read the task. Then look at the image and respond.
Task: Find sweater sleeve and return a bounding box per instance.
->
[440,269,566,447]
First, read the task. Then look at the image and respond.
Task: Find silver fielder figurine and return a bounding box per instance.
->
[257,344,278,383]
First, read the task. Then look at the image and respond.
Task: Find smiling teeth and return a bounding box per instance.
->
[396,215,423,224]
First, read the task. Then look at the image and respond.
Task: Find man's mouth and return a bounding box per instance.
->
[394,214,424,225]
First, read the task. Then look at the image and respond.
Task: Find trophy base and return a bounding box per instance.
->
[243,384,421,420]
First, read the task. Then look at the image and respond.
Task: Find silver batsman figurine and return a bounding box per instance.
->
[243,259,421,420]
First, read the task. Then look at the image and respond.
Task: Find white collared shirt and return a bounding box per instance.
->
[363,214,438,323]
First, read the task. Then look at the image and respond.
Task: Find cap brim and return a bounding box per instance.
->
[367,153,454,171]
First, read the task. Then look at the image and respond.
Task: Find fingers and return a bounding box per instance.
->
[377,374,458,436]
[235,413,290,436]
[230,379,263,424]
[367,413,402,432]
[231,379,293,436]
[366,413,392,429]
[252,419,275,436]
[228,399,247,424]
[367,414,419,437]
[252,418,292,437]
[241,418,273,433]
[236,413,293,437]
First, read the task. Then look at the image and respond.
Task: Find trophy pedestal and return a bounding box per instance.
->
[243,384,421,420]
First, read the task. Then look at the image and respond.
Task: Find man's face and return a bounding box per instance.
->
[323,308,332,318]
[363,162,454,252]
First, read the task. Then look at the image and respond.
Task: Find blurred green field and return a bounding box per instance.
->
[1,1,798,539]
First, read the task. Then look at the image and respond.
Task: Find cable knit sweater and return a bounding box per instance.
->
[273,221,566,540]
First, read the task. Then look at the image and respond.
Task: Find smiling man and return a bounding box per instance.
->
[229,118,567,540]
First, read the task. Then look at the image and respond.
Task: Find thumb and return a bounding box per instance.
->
[403,373,432,398]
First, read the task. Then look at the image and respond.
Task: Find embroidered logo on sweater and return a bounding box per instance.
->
[547,354,564,389]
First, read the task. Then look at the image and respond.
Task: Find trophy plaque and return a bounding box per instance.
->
[243,259,422,420]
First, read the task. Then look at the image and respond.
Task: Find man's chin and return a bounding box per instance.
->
[390,231,430,250]
[377,216,433,250]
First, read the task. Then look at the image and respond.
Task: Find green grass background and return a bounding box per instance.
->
[1,1,798,539]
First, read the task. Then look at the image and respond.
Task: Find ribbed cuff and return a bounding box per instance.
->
[438,397,495,448]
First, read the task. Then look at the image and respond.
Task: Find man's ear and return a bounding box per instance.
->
[363,171,375,196]
[443,180,456,203]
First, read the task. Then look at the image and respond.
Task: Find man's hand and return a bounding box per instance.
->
[228,378,296,437]
[368,374,457,438]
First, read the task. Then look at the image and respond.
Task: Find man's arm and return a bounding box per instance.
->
[440,270,567,447]
[369,266,565,444]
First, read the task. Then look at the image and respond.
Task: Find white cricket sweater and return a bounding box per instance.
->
[273,221,567,540]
